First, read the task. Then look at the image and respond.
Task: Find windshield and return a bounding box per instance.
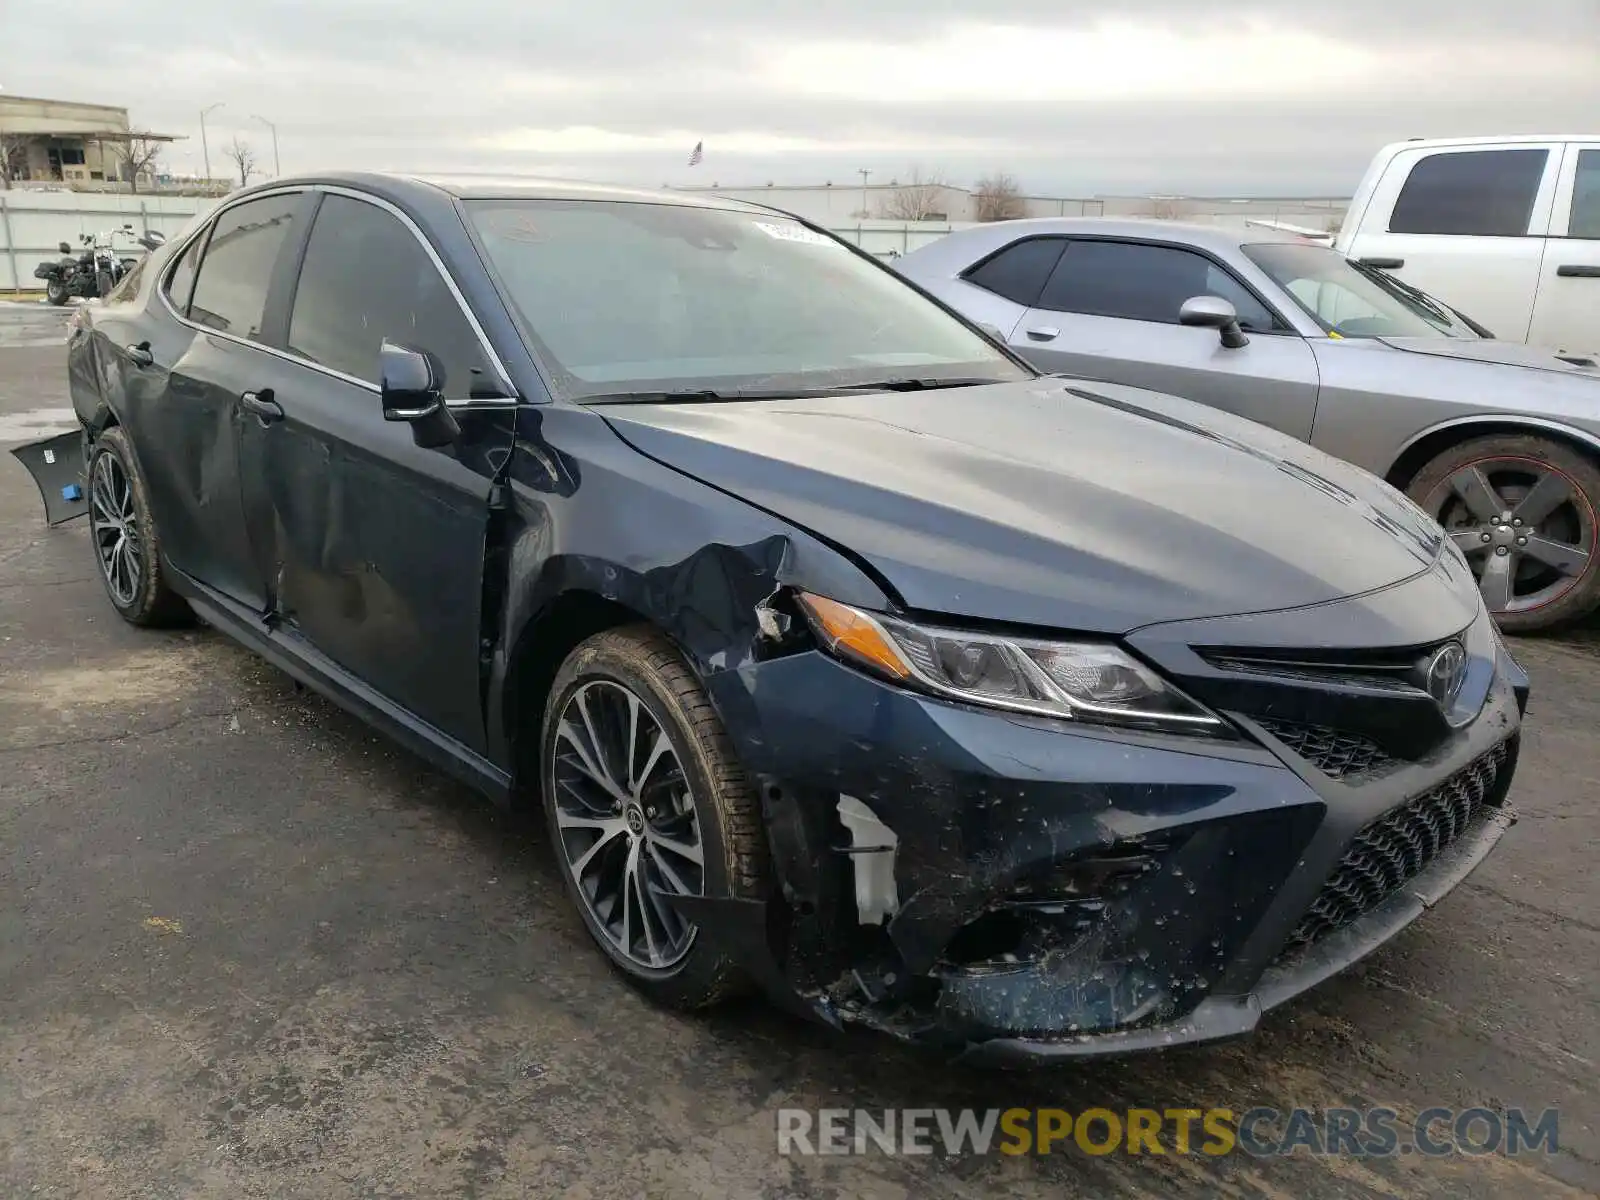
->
[1242,242,1479,340]
[464,199,1029,400]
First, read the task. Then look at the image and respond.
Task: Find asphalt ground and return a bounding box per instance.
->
[1,298,1596,1199]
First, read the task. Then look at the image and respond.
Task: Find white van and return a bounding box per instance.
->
[1337,136,1599,354]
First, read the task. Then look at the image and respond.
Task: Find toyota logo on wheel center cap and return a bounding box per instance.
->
[1425,641,1468,709]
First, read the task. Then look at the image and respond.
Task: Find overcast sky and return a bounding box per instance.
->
[5,0,1597,195]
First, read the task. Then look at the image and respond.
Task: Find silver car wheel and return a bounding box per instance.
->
[89,452,142,607]
[1427,456,1596,615]
[548,679,705,971]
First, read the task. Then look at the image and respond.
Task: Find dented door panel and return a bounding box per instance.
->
[236,359,515,755]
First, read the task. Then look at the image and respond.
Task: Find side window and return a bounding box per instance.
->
[188,193,301,339]
[1570,150,1600,239]
[287,193,490,396]
[1389,149,1549,237]
[163,232,205,314]
[1038,240,1277,329]
[962,238,1066,306]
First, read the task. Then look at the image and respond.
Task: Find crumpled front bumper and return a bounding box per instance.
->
[694,646,1524,1063]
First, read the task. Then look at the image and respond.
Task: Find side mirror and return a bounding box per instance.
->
[1179,295,1249,349]
[379,340,460,448]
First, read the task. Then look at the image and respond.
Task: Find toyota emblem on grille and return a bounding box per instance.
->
[1425,641,1468,708]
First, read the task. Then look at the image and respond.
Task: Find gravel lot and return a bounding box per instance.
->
[2,300,1595,1199]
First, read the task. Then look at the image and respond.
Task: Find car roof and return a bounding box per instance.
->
[229,170,780,214]
[1377,134,1598,152]
[896,216,1310,275]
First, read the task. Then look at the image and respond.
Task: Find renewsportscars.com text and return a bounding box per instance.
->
[776,1107,1560,1158]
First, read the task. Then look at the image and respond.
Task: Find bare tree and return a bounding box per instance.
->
[223,136,258,187]
[118,131,165,194]
[880,167,950,220]
[973,172,1025,222]
[0,132,35,190]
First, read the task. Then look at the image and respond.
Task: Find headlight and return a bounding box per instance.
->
[795,593,1226,733]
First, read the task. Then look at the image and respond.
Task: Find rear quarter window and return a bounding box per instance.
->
[962,238,1066,306]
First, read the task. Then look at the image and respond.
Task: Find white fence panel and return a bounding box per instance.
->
[0,191,220,290]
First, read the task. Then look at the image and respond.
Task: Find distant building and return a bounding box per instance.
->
[0,94,181,189]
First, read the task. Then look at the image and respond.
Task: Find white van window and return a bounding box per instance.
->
[1389,149,1548,237]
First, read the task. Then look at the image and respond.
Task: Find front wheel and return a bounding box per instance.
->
[86,427,191,627]
[539,626,769,1010]
[45,277,68,305]
[1408,433,1600,632]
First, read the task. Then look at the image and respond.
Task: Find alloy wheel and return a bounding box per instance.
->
[549,679,705,971]
[89,452,142,607]
[1426,456,1596,615]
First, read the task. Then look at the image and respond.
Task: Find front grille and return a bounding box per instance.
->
[1283,740,1511,953]
[1259,717,1394,779]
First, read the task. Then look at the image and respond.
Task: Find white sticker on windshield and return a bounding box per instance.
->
[752,221,838,247]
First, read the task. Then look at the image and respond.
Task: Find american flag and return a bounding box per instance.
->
[687,140,704,167]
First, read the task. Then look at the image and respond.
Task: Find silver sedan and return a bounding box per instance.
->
[896,218,1600,632]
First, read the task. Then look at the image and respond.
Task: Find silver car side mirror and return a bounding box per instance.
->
[1179,295,1249,350]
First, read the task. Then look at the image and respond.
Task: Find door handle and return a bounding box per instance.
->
[1358,257,1405,270]
[1556,264,1600,278]
[240,388,284,424]
[125,341,154,367]
[1025,326,1060,341]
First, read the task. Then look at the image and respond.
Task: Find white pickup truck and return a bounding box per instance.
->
[1336,135,1599,354]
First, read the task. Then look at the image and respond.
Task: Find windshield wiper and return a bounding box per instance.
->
[580,387,846,404]
[831,376,1010,392]
[579,377,1012,404]
[1349,260,1461,331]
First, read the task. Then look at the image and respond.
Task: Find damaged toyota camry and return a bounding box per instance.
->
[13,174,1528,1064]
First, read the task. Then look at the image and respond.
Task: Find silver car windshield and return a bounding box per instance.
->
[464,199,1029,400]
[1242,242,1479,340]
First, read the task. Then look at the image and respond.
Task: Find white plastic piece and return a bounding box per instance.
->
[836,794,900,926]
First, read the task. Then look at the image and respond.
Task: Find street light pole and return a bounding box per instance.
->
[200,102,225,184]
[858,168,872,218]
[251,115,280,177]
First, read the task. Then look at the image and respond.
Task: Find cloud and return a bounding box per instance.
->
[4,0,1596,193]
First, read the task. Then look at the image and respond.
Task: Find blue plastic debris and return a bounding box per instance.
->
[62,483,83,502]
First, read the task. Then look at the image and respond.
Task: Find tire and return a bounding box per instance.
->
[86,427,191,627]
[539,625,768,1010]
[1407,432,1600,633]
[45,278,68,306]
[95,269,113,299]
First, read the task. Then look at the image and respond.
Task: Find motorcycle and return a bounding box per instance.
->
[34,224,166,305]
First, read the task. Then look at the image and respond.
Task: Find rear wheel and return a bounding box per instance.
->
[45,278,68,306]
[539,626,768,1010]
[87,427,191,627]
[1408,433,1600,632]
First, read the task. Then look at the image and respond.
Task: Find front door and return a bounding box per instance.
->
[1008,238,1322,441]
[236,190,517,754]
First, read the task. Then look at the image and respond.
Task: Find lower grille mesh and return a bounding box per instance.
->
[1283,741,1510,953]
[1260,717,1394,779]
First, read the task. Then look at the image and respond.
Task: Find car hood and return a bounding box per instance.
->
[601,378,1448,633]
[1376,336,1600,375]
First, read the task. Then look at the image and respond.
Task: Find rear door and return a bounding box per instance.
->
[1528,144,1600,354]
[1008,238,1322,440]
[1342,144,1562,340]
[235,189,517,754]
[131,190,310,610]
